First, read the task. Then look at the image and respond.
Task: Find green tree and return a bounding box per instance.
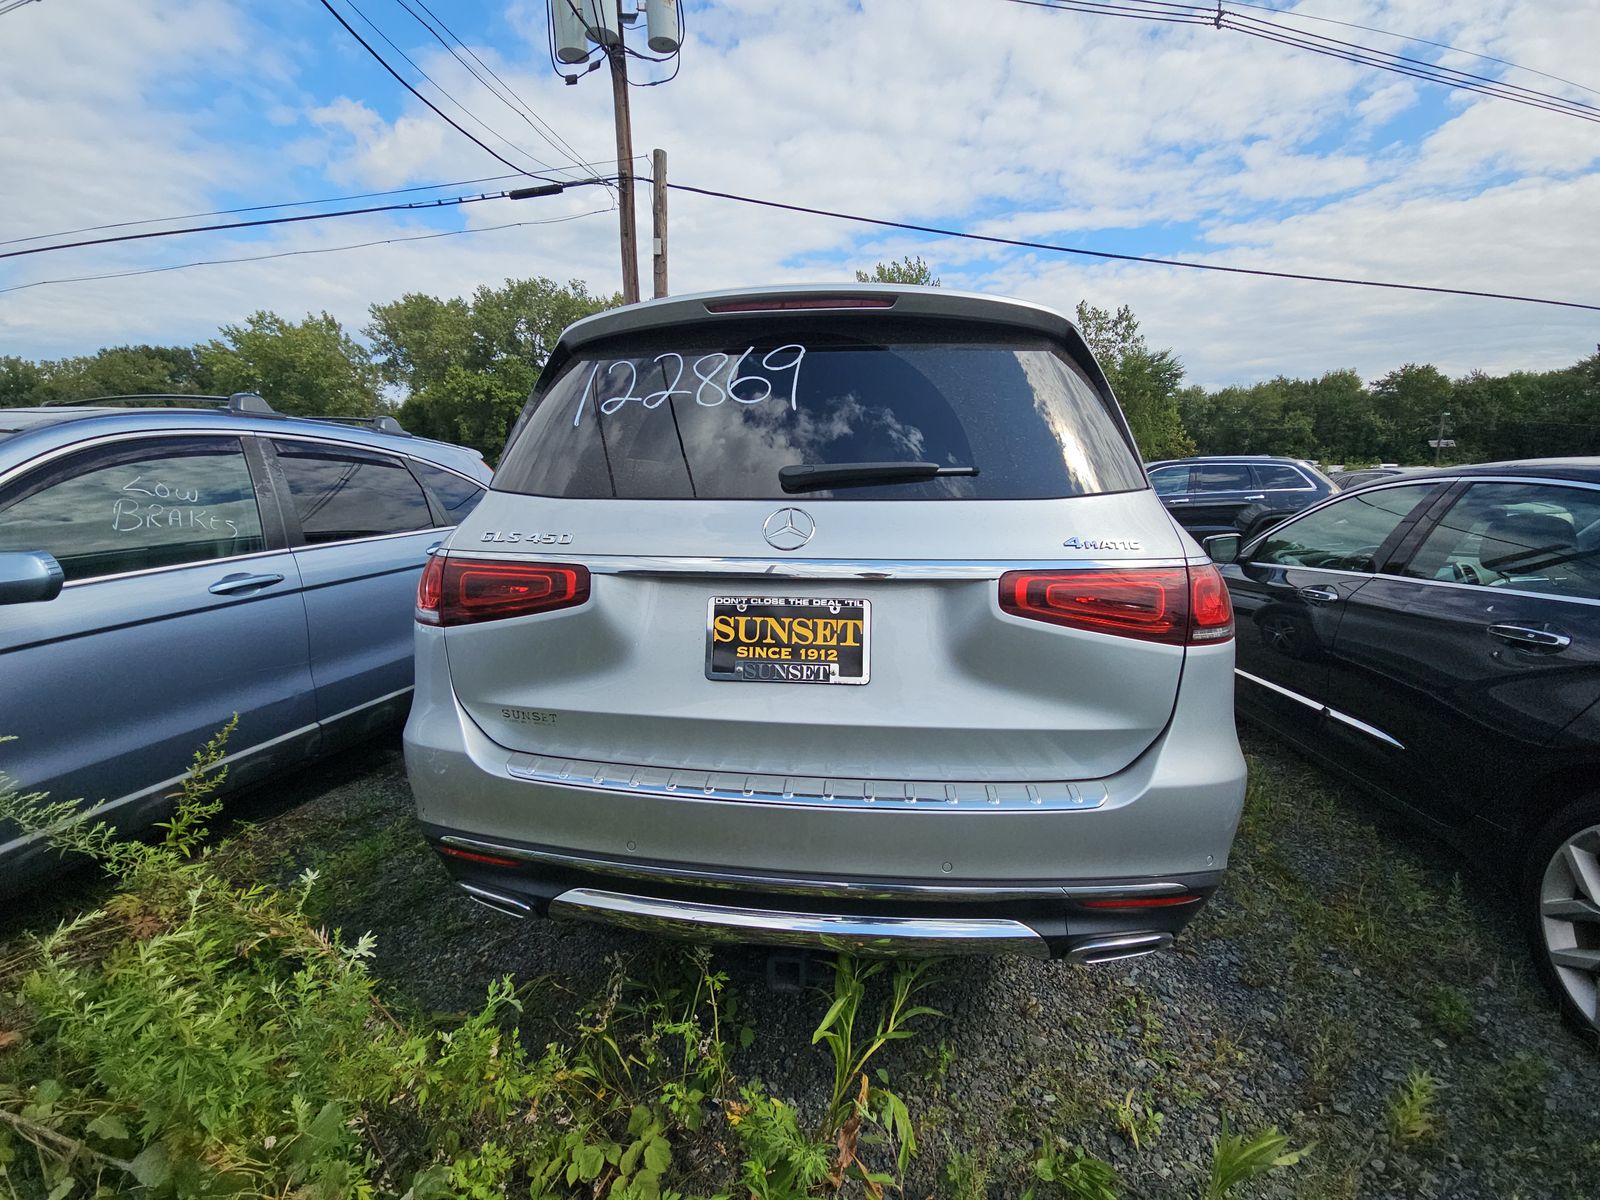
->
[1179,379,1311,457]
[855,256,939,286]
[397,362,538,454]
[1,355,44,407]
[1074,302,1193,459]
[368,277,618,457]
[1294,369,1383,464]
[2,345,212,407]
[1371,362,1453,463]
[201,311,380,417]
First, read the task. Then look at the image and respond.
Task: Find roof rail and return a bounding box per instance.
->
[41,394,409,436]
[46,392,278,414]
[294,414,411,436]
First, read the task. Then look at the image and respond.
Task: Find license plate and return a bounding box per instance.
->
[705,596,870,685]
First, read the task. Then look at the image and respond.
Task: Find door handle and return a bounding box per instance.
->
[1298,585,1340,605]
[1487,624,1571,652]
[208,572,285,595]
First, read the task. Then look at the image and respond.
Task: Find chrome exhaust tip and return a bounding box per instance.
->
[1066,932,1172,965]
[458,881,531,919]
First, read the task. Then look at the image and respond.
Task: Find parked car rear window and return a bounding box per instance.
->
[494,323,1144,501]
[1253,464,1311,489]
[0,436,265,581]
[1190,464,1252,491]
[412,460,486,524]
[272,440,433,544]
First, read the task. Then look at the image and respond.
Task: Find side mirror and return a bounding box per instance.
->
[0,551,65,605]
[1202,534,1241,565]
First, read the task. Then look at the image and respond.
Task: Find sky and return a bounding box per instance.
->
[1,0,1597,388]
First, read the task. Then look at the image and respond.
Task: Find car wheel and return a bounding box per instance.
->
[1525,796,1600,1039]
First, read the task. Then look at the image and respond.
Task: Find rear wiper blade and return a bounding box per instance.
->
[778,461,979,493]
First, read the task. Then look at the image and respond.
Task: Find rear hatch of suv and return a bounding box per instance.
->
[431,290,1202,784]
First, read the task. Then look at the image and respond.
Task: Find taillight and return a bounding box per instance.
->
[998,566,1233,645]
[416,556,590,627]
[417,555,444,622]
[1187,564,1234,642]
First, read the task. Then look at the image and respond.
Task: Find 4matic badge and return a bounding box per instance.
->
[1063,536,1143,551]
[480,531,574,545]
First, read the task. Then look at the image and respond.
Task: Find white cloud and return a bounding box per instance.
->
[1,0,1595,392]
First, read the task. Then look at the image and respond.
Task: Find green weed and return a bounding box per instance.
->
[730,1087,833,1200]
[1386,1068,1441,1145]
[1420,983,1475,1042]
[1204,1117,1310,1198]
[1104,1087,1163,1151]
[943,1143,994,1200]
[1024,1135,1119,1200]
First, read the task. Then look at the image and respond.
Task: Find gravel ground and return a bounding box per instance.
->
[7,729,1598,1198]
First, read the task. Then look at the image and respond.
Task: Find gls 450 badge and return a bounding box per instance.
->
[480,531,574,545]
[1063,536,1142,551]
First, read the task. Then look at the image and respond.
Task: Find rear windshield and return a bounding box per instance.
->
[493,321,1144,501]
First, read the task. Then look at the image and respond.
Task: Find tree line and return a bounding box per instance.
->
[4,259,1595,466]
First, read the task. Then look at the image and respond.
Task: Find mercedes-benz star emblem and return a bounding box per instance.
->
[762,507,815,551]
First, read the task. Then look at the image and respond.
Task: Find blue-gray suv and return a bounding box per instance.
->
[0,394,491,894]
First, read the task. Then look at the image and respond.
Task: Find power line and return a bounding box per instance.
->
[336,0,559,175]
[1003,0,1600,124]
[390,0,613,191]
[0,208,611,296]
[1,156,643,251]
[1226,0,1600,100]
[661,179,1600,314]
[0,174,523,248]
[1224,9,1600,123]
[0,180,613,262]
[10,171,1591,313]
[317,0,548,178]
[1003,0,1211,28]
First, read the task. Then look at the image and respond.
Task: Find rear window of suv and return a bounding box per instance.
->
[493,322,1145,501]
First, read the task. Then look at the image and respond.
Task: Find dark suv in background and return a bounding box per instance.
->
[1147,455,1335,542]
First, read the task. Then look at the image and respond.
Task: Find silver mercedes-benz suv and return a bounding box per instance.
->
[404,284,1246,962]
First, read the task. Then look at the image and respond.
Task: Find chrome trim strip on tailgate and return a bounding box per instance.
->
[547,887,1052,957]
[436,833,1192,901]
[502,751,1111,812]
[446,553,1188,579]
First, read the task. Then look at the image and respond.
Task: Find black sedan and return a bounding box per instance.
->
[1206,459,1600,1037]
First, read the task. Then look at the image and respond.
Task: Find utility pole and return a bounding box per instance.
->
[607,27,640,305]
[651,148,668,298]
[1434,410,1451,464]
[549,1,679,305]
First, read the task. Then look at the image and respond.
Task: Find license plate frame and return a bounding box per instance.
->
[705,596,871,685]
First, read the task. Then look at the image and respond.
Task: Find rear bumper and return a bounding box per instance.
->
[420,817,1220,959]
[404,628,1246,958]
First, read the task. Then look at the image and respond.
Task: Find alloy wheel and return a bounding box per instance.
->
[1539,822,1600,1032]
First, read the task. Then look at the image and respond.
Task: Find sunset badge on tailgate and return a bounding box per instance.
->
[705,596,871,684]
